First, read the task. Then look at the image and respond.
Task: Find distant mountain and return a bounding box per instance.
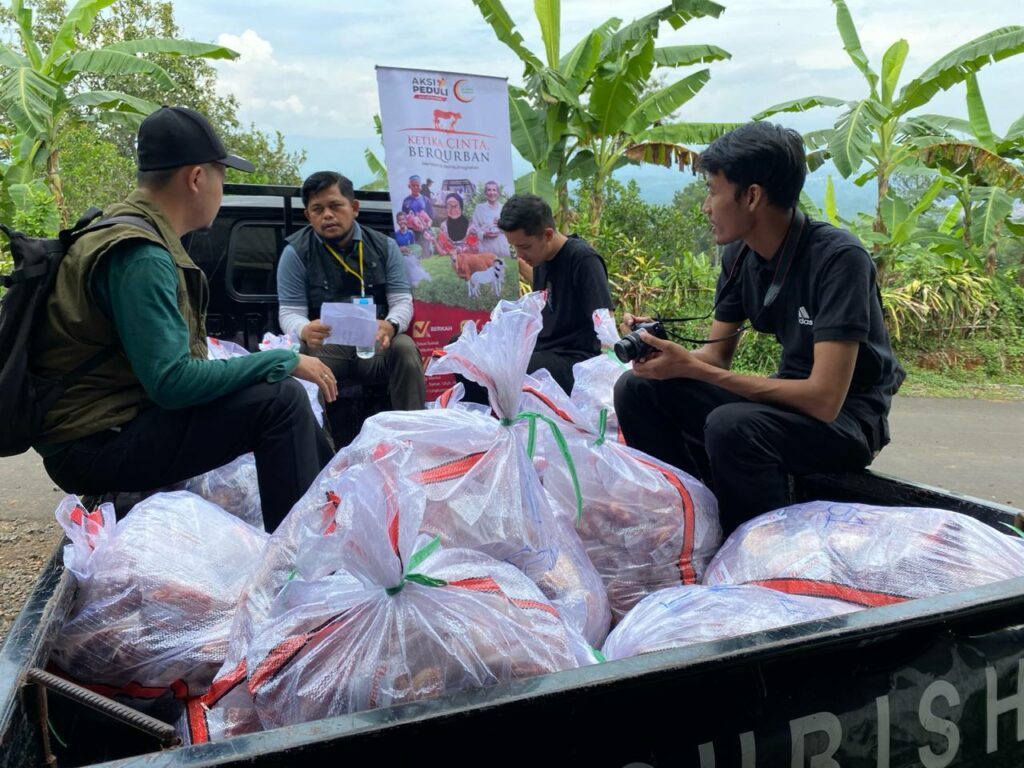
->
[293,135,878,218]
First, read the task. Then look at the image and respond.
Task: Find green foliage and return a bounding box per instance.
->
[883,254,991,341]
[0,178,57,296]
[730,331,783,376]
[0,0,305,220]
[575,177,711,260]
[0,0,238,217]
[571,177,716,318]
[0,239,12,289]
[8,178,59,235]
[475,0,734,229]
[57,121,133,219]
[362,113,388,191]
[223,124,304,186]
[755,1,1024,255]
[21,0,238,155]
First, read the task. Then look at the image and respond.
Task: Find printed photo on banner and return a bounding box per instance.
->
[376,67,516,396]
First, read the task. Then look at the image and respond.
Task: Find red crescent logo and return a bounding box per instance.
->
[453,79,475,103]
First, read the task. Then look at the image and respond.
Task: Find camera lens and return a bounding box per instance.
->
[613,337,636,363]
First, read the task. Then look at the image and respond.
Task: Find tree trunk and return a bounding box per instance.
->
[556,182,570,230]
[961,193,973,249]
[873,171,890,282]
[46,149,68,228]
[986,241,998,276]
[589,179,605,238]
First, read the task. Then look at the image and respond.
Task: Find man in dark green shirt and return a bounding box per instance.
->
[31,106,336,531]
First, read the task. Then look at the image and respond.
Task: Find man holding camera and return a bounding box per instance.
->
[614,122,904,535]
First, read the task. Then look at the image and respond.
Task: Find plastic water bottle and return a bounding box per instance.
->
[353,297,376,359]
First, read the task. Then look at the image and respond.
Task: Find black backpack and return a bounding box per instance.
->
[0,208,159,457]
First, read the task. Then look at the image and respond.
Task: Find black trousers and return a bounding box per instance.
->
[305,334,426,411]
[42,379,334,532]
[613,372,873,535]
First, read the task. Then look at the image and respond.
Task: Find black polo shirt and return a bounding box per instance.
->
[714,220,903,445]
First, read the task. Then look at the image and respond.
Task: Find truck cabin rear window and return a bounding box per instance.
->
[226,222,283,300]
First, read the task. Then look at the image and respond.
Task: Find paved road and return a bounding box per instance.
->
[870,396,1022,508]
[1,395,1021,521]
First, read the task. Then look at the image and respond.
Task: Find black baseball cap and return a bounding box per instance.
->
[137,105,255,173]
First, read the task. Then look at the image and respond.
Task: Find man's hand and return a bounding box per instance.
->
[292,354,338,403]
[375,319,396,351]
[301,319,331,349]
[631,330,703,381]
[619,312,654,338]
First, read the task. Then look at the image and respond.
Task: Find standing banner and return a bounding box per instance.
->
[376,66,517,398]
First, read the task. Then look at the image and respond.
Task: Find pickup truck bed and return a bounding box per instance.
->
[2,470,1022,767]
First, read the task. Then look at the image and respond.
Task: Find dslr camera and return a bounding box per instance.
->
[613,320,667,363]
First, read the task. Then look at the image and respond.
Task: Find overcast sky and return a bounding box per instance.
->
[171,0,1024,196]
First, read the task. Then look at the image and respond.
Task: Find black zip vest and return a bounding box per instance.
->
[285,224,390,320]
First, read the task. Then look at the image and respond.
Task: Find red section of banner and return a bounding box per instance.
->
[411,299,490,400]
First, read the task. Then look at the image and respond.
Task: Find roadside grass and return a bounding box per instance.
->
[898,364,1024,401]
[728,333,1024,401]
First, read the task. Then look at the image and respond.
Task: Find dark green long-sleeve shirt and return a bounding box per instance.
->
[94,241,298,409]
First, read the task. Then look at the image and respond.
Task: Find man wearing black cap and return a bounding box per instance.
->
[29,106,336,531]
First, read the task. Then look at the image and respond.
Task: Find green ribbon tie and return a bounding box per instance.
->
[593,408,609,447]
[386,535,447,596]
[604,348,628,369]
[506,411,583,526]
[999,522,1024,539]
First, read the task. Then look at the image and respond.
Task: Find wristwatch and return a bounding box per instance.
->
[387,319,400,337]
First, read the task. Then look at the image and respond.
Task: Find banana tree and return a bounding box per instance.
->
[362,114,388,191]
[0,0,237,217]
[474,0,736,230]
[753,0,1024,261]
[906,76,1024,274]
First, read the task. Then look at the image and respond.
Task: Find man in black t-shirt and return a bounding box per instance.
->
[614,122,904,535]
[500,194,613,394]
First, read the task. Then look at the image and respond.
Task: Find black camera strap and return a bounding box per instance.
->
[662,208,808,345]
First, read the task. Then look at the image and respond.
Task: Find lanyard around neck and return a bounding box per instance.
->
[323,239,365,297]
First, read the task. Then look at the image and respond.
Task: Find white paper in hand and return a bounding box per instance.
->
[320,302,378,347]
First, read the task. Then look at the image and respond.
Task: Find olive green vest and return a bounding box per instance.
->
[31,190,209,445]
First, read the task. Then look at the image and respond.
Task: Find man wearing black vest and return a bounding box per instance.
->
[276,171,426,411]
[614,122,904,535]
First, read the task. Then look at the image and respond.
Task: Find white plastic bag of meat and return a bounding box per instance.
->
[50,492,267,714]
[184,453,262,529]
[178,489,363,744]
[324,408,607,647]
[414,292,609,644]
[188,441,422,743]
[217,295,607,671]
[205,334,323,427]
[428,381,491,416]
[206,336,249,360]
[258,332,298,352]
[569,309,630,440]
[602,584,857,660]
[240,449,578,728]
[521,370,721,621]
[703,501,1024,608]
[256,333,326,427]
